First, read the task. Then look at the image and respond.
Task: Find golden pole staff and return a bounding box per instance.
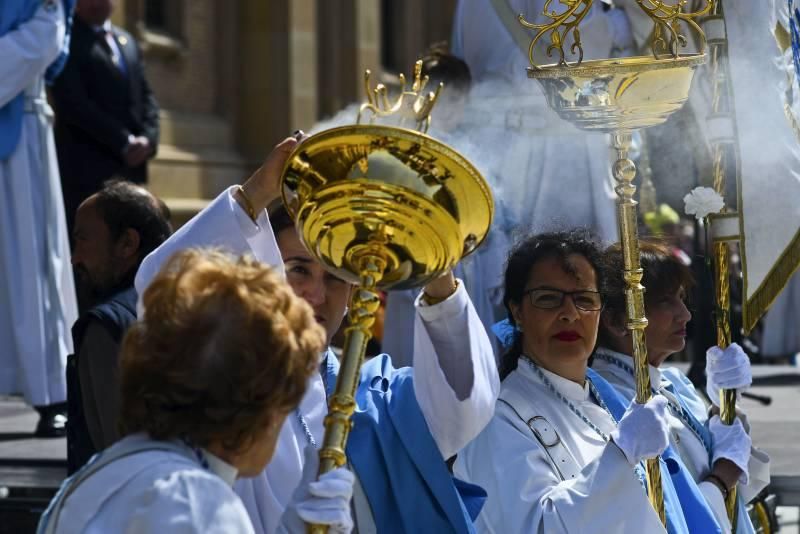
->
[704,0,740,526]
[611,130,666,524]
[520,0,713,524]
[316,257,384,477]
[281,62,493,533]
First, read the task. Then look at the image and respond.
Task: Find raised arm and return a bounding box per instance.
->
[134,187,283,296]
[0,1,65,106]
[412,275,500,459]
[136,137,297,295]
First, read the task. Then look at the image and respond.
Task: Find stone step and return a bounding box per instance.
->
[148,143,251,199]
[144,110,259,228]
[157,109,235,149]
[160,196,209,229]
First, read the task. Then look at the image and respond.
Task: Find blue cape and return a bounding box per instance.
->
[324,351,486,534]
[660,368,757,534]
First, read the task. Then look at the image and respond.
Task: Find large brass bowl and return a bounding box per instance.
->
[528,54,706,132]
[281,124,494,290]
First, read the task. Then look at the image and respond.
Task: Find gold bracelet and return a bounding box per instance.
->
[704,473,730,500]
[422,279,459,306]
[236,185,258,222]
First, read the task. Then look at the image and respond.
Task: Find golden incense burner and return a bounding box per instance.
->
[280,61,494,533]
[519,0,713,524]
[282,125,492,291]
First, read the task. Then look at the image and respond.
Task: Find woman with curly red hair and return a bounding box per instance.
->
[39,249,354,533]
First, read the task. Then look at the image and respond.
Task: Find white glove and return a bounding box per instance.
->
[705,343,752,406]
[610,396,670,466]
[276,445,355,534]
[709,415,752,485]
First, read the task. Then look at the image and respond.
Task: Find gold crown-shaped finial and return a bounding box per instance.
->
[356,60,443,133]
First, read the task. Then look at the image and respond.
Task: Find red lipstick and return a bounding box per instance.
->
[554,331,581,342]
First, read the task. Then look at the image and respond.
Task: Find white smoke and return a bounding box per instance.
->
[305,3,800,249]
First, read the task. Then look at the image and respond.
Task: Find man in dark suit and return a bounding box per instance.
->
[52,0,159,232]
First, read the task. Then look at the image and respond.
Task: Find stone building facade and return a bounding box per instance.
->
[111,0,457,223]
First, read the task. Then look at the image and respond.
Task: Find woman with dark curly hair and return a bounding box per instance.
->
[38,249,354,533]
[592,241,770,533]
[454,231,719,533]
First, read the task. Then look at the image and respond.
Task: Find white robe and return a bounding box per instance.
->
[591,348,772,533]
[0,0,78,406]
[454,359,666,533]
[134,188,500,534]
[450,0,635,242]
[44,434,253,533]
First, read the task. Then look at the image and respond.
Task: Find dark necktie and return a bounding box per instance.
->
[97,29,124,73]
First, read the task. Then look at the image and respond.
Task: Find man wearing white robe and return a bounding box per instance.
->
[0,0,78,433]
[760,0,800,362]
[135,137,500,533]
[450,0,637,242]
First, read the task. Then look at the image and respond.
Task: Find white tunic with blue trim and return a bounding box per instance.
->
[455,360,666,533]
[592,348,771,533]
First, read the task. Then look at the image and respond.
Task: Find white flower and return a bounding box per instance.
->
[683,187,724,220]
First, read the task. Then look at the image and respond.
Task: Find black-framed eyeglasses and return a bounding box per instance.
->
[523,288,603,311]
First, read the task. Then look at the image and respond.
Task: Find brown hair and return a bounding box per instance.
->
[119,249,324,454]
[419,42,472,93]
[599,240,694,344]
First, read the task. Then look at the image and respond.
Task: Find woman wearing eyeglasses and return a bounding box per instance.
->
[454,231,721,533]
[591,242,770,533]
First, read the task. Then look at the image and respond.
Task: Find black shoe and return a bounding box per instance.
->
[34,403,68,438]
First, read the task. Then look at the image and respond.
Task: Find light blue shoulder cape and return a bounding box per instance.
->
[586,367,723,534]
[660,367,757,534]
[324,351,486,534]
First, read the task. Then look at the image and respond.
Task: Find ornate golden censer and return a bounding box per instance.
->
[517,0,714,524]
[280,61,494,533]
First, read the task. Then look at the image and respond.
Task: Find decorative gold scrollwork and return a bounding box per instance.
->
[636,0,712,58]
[519,0,594,70]
[520,0,713,69]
